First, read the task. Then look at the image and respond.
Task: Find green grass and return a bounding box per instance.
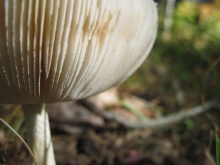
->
[216,133,220,165]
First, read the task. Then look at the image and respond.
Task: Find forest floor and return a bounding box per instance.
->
[0,88,218,165]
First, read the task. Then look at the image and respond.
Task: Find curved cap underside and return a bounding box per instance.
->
[0,0,157,104]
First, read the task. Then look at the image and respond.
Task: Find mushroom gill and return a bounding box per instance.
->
[0,0,157,104]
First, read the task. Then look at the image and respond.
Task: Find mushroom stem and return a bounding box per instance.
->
[23,104,56,165]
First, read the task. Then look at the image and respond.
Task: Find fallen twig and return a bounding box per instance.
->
[78,99,219,129]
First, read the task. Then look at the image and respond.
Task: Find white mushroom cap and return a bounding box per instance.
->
[0,0,157,104]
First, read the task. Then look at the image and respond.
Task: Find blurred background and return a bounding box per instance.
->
[1,0,220,165]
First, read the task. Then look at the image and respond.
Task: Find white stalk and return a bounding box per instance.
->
[23,104,56,165]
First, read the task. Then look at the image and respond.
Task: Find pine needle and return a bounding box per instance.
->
[0,118,38,165]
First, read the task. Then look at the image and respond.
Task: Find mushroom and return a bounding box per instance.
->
[0,0,158,165]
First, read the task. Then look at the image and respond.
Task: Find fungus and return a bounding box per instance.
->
[0,0,158,165]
